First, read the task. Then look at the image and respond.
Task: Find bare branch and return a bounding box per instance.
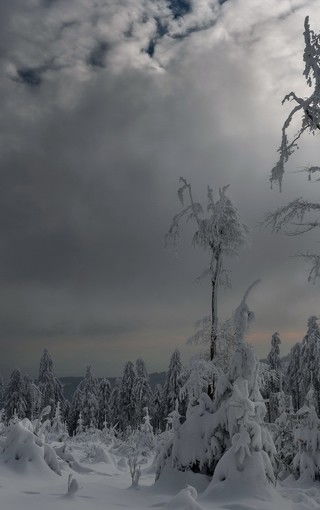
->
[265,198,320,233]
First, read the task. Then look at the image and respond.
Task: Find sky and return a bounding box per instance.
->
[0,0,320,378]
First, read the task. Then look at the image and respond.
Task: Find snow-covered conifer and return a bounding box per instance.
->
[139,407,154,453]
[79,366,99,429]
[109,377,121,427]
[299,316,320,413]
[132,359,152,427]
[4,369,27,421]
[157,281,276,491]
[69,365,99,433]
[274,392,295,478]
[37,349,65,419]
[151,384,165,432]
[162,350,182,419]
[119,361,136,431]
[267,332,282,373]
[0,375,4,410]
[24,375,41,420]
[98,378,111,429]
[50,401,67,440]
[285,342,302,411]
[76,411,84,435]
[293,383,320,482]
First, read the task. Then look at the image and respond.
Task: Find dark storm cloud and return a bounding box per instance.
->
[0,0,319,377]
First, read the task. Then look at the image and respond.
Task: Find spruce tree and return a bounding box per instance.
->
[98,378,111,429]
[24,375,41,420]
[109,378,121,427]
[37,349,65,418]
[300,316,320,413]
[0,375,4,410]
[72,366,99,430]
[151,384,165,432]
[293,383,320,482]
[285,342,302,411]
[162,350,182,419]
[4,369,27,420]
[132,359,152,427]
[119,361,136,431]
[267,332,281,373]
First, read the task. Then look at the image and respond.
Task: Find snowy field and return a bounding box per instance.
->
[1,423,320,510]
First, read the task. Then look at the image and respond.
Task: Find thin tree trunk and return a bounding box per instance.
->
[208,247,222,400]
[210,247,221,362]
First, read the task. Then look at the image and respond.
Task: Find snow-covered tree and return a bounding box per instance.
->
[283,317,320,414]
[166,179,247,364]
[24,375,41,420]
[139,407,154,453]
[48,401,68,441]
[119,361,136,431]
[266,17,320,281]
[269,17,320,191]
[285,342,302,411]
[267,332,282,373]
[76,411,84,435]
[69,366,99,433]
[37,349,65,419]
[151,384,165,432]
[299,316,320,413]
[98,378,111,429]
[293,384,320,482]
[0,375,4,410]
[4,369,27,420]
[109,377,121,427]
[260,332,283,422]
[274,392,295,478]
[79,366,99,429]
[156,281,276,490]
[132,359,152,427]
[162,350,182,419]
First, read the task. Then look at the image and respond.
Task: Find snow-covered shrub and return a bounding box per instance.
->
[0,421,60,476]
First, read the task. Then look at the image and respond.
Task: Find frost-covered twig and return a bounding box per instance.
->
[296,252,320,283]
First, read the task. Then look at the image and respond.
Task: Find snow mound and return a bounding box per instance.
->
[202,451,290,509]
[0,422,59,477]
[66,473,80,497]
[166,485,203,510]
[153,466,209,495]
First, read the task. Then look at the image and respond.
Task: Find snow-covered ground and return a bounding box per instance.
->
[1,430,320,510]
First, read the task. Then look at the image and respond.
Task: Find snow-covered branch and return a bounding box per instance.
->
[270,17,320,190]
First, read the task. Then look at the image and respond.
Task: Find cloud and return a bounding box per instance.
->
[0,0,320,377]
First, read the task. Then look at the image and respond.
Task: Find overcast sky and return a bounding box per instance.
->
[0,0,320,378]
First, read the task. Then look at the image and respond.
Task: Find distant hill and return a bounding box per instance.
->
[60,371,166,401]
